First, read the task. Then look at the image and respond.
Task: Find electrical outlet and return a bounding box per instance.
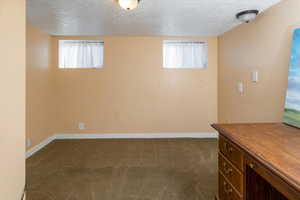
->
[79,123,86,130]
[238,82,244,94]
[26,139,32,148]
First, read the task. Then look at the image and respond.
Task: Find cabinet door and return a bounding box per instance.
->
[245,156,299,200]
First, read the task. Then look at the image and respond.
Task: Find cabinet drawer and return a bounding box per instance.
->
[219,136,243,171]
[219,173,242,200]
[219,153,243,194]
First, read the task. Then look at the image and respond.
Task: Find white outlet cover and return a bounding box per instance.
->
[79,123,85,130]
[238,82,244,94]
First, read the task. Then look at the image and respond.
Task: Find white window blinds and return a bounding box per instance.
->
[163,40,208,69]
[59,40,104,69]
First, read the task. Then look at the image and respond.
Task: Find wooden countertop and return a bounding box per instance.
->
[212,123,300,193]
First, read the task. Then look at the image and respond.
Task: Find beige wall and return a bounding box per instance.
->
[0,0,26,199]
[52,36,218,133]
[218,0,300,123]
[26,24,55,149]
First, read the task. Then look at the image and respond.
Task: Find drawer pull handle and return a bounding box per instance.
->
[225,168,233,175]
[223,181,233,194]
[225,188,233,194]
[249,163,256,169]
[223,143,234,153]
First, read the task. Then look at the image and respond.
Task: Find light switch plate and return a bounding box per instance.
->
[251,71,259,83]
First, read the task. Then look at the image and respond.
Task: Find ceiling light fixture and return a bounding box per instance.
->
[236,10,259,23]
[118,0,140,10]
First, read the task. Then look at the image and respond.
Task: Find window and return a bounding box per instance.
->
[59,40,104,69]
[163,40,208,69]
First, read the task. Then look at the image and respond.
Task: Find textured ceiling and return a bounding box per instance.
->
[27,0,281,37]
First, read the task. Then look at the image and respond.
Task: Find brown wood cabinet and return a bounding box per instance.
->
[212,123,300,200]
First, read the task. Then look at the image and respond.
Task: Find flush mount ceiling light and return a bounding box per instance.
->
[118,0,140,10]
[236,10,259,23]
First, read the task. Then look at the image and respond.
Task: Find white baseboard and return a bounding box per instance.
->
[56,132,218,139]
[26,135,56,159]
[26,132,218,158]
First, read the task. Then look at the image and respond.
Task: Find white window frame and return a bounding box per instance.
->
[163,40,208,69]
[59,40,104,69]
